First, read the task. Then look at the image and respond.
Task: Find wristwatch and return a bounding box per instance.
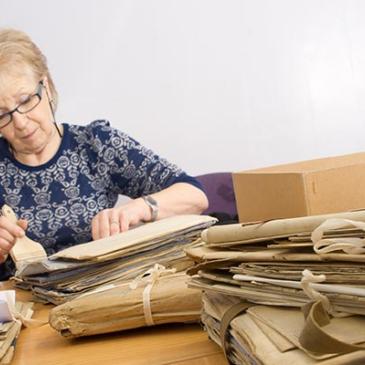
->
[142,195,158,222]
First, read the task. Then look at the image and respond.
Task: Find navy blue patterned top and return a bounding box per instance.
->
[0,120,202,278]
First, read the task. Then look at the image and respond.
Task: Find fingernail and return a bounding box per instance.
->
[17,229,25,237]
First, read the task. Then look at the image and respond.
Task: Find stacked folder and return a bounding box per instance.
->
[186,210,365,363]
[14,215,216,304]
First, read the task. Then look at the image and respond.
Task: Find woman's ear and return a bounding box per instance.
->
[42,76,50,92]
[42,77,53,102]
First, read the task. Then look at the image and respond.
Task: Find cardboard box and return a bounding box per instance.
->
[232,152,365,223]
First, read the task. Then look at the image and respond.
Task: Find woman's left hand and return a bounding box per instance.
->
[91,183,208,240]
[91,198,149,240]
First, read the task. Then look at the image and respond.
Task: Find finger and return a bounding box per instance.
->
[98,210,112,239]
[0,216,25,238]
[109,209,121,236]
[119,211,130,232]
[91,216,99,241]
[17,219,28,231]
[0,252,7,264]
[0,228,16,245]
[0,237,14,255]
[92,210,112,240]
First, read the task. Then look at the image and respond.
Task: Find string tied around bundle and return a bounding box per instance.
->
[311,218,365,255]
[11,307,47,328]
[1,290,47,328]
[300,269,348,318]
[129,264,176,326]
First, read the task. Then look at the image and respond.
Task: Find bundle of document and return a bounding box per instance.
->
[14,215,216,304]
[0,290,34,364]
[49,268,201,338]
[186,210,365,363]
[202,291,365,365]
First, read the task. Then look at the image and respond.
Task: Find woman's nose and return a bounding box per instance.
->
[11,111,28,129]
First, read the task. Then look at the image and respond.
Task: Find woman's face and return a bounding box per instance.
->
[0,68,58,163]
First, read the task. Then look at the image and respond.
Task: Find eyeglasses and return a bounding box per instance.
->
[0,81,44,129]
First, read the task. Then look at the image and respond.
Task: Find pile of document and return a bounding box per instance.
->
[49,268,202,338]
[202,291,365,365]
[186,210,365,364]
[14,215,216,304]
[0,290,34,364]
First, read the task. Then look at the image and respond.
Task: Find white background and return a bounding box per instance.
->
[2,0,365,175]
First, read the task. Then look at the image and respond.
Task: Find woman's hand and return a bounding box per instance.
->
[91,198,150,240]
[91,183,208,241]
[0,216,27,263]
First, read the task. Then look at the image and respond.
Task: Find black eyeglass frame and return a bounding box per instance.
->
[0,81,44,129]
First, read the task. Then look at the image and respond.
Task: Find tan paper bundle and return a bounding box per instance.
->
[15,215,216,304]
[201,210,365,245]
[230,262,365,284]
[50,215,217,262]
[189,268,365,315]
[187,212,365,363]
[49,266,202,338]
[187,213,365,311]
[202,291,365,365]
[187,210,365,264]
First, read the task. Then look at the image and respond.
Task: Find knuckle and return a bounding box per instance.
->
[0,228,9,238]
[0,241,10,254]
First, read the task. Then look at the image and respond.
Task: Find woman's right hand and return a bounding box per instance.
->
[0,217,27,264]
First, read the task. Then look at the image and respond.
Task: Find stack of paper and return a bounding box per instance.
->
[49,270,201,338]
[187,210,365,314]
[186,210,365,362]
[202,291,365,365]
[14,215,216,304]
[0,290,34,364]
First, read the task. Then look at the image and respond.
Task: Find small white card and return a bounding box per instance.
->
[0,290,15,322]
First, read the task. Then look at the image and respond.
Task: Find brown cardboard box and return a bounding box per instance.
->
[232,152,365,223]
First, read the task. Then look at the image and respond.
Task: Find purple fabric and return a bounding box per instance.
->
[195,172,237,216]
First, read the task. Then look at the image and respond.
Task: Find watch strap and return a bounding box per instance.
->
[142,195,158,222]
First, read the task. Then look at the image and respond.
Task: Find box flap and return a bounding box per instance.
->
[238,152,365,174]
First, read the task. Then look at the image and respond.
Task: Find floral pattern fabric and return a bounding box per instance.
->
[0,120,201,278]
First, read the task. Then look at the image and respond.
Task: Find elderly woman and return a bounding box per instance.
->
[0,29,208,278]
